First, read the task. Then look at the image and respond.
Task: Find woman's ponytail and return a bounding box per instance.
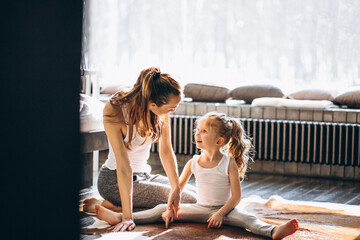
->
[106,67,181,149]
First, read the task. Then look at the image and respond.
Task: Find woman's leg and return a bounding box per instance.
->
[97,167,197,209]
[132,173,197,208]
[97,165,122,206]
[149,174,197,203]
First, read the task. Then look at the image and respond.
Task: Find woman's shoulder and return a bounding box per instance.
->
[103,101,126,125]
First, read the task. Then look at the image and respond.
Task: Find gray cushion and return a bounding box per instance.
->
[100,84,130,95]
[334,88,360,108]
[288,89,335,101]
[229,85,284,103]
[183,83,230,102]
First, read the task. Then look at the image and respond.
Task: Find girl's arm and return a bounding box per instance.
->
[103,102,135,231]
[158,114,181,217]
[179,159,193,191]
[207,158,241,228]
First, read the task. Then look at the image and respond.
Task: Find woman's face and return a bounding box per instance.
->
[149,94,181,116]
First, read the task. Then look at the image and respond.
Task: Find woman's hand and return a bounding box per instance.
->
[161,209,175,228]
[167,187,181,219]
[108,219,135,232]
[207,211,224,228]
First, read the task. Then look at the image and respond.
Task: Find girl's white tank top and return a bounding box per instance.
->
[104,104,154,173]
[191,154,231,206]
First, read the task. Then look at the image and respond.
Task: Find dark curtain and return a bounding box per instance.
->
[2,1,82,239]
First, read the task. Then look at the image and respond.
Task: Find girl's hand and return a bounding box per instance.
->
[207,211,224,229]
[108,219,135,232]
[161,209,174,228]
[167,187,181,219]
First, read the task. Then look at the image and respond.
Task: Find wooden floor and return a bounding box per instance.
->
[80,171,360,239]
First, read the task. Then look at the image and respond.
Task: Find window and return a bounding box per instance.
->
[82,0,360,94]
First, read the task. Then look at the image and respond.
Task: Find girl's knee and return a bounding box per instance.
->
[154,204,168,212]
[180,191,197,203]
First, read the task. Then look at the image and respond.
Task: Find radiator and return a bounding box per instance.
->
[151,115,360,167]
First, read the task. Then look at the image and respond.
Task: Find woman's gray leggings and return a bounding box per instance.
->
[97,165,197,208]
[133,203,275,238]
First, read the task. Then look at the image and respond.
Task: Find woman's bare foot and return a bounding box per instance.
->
[95,205,122,225]
[271,219,299,240]
[83,198,122,213]
[101,200,122,212]
[83,198,102,213]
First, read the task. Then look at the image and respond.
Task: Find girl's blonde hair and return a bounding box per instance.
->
[196,112,253,179]
[105,67,181,149]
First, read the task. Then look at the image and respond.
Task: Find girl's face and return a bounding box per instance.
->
[194,119,220,150]
[149,94,181,116]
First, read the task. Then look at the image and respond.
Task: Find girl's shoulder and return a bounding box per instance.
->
[189,154,201,171]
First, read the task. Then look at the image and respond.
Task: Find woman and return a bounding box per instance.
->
[84,67,196,232]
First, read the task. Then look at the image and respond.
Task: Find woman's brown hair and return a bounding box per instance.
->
[105,67,181,149]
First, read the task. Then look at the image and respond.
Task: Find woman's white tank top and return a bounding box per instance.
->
[104,105,154,173]
[191,154,231,206]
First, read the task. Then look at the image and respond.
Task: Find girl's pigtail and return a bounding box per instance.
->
[228,119,253,179]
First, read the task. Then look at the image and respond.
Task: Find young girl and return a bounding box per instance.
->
[95,112,299,239]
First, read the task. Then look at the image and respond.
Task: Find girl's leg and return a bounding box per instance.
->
[224,208,275,238]
[133,204,167,224]
[135,203,212,225]
[176,204,212,222]
[224,208,298,239]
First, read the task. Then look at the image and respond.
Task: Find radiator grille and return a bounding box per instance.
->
[151,115,360,167]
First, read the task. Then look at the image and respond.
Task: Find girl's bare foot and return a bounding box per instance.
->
[95,205,122,225]
[271,219,299,240]
[83,198,102,213]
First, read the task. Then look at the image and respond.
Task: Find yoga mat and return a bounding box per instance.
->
[81,195,360,239]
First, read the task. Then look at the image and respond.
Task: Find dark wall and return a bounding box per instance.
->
[2,1,82,239]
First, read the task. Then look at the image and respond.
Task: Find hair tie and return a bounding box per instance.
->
[153,71,161,81]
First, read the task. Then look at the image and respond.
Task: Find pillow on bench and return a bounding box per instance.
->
[184,83,230,102]
[80,94,105,132]
[100,84,131,95]
[229,85,284,104]
[252,97,335,109]
[287,89,335,101]
[334,88,360,108]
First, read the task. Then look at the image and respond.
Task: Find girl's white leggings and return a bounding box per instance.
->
[133,203,275,238]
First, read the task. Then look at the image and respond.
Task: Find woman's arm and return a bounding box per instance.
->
[158,114,181,216]
[103,102,135,231]
[207,158,241,228]
[162,159,193,228]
